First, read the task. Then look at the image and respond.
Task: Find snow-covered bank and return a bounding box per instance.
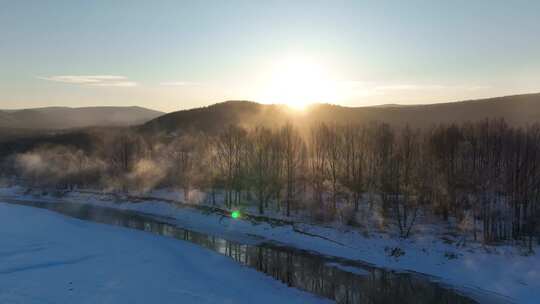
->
[1,186,538,303]
[0,202,329,304]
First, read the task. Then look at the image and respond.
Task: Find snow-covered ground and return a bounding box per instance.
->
[1,186,538,303]
[0,202,330,304]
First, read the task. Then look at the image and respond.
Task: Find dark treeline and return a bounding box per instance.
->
[2,119,539,249]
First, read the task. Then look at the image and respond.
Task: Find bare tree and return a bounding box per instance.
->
[281,123,305,216]
[341,124,366,211]
[214,125,248,208]
[309,124,328,210]
[248,126,275,214]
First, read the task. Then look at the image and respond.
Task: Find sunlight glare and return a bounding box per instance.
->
[259,56,341,110]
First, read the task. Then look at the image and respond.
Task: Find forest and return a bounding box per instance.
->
[2,119,539,251]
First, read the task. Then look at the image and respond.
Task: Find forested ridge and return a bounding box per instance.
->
[141,93,540,133]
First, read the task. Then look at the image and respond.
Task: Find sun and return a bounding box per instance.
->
[258,56,340,110]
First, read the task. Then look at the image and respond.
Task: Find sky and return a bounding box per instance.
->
[1,0,539,112]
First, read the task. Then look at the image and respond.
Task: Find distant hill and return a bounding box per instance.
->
[140,100,286,134]
[0,106,163,130]
[141,93,540,134]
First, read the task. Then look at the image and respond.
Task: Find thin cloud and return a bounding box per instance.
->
[345,81,490,96]
[375,84,490,91]
[375,84,447,91]
[159,81,200,86]
[39,75,137,87]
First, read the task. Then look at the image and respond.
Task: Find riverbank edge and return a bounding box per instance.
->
[0,185,536,303]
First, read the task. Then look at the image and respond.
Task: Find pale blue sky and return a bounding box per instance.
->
[1,0,539,112]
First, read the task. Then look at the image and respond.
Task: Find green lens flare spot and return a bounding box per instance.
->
[231,210,240,219]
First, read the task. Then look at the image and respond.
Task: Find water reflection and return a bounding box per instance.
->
[3,199,478,304]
